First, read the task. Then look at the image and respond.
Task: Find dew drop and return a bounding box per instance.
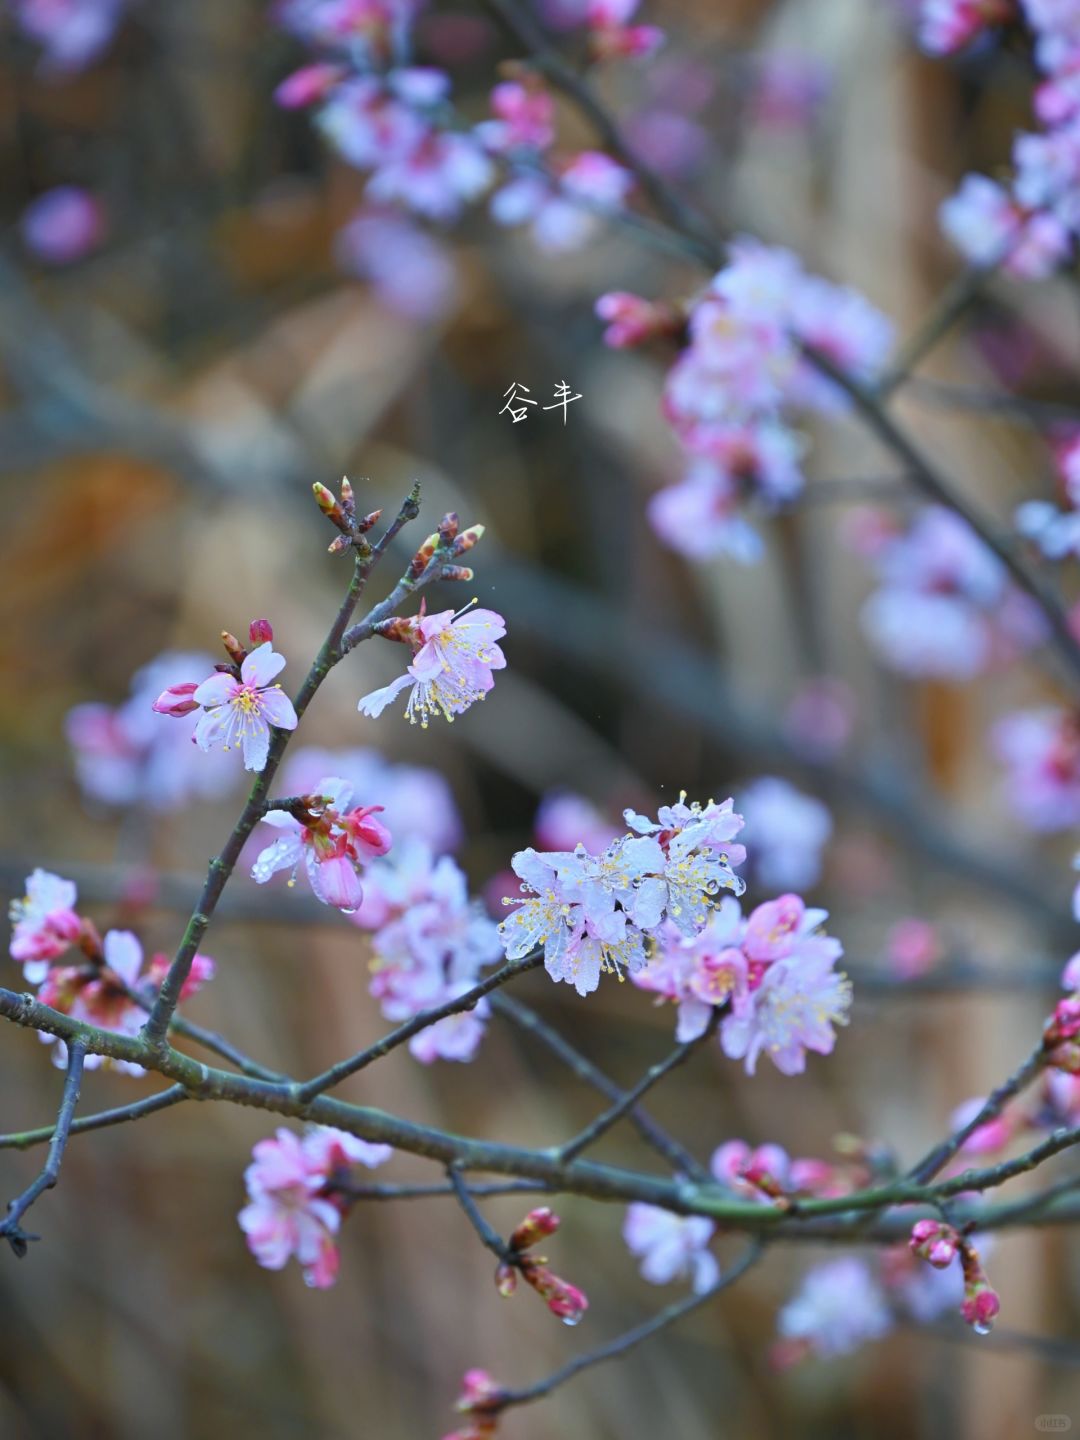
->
[340,906,358,916]
[561,1313,582,1328]
[973,1321,992,1336]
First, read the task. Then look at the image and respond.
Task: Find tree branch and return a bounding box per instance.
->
[0,1040,86,1256]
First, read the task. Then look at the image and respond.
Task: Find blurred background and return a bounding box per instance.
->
[3,0,1080,1436]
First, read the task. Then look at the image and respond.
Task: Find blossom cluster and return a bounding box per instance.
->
[12,0,126,75]
[930,2,1080,278]
[992,704,1080,830]
[8,869,214,1073]
[500,796,747,996]
[1016,430,1080,560]
[352,840,504,1063]
[239,1125,392,1289]
[358,600,506,728]
[600,238,893,563]
[633,892,850,1076]
[271,0,651,320]
[852,505,1045,680]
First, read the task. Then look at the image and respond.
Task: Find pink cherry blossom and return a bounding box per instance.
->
[711,1139,793,1201]
[632,900,747,1041]
[887,918,943,980]
[776,1258,893,1358]
[69,650,236,811]
[358,605,506,727]
[622,1204,719,1293]
[238,1124,391,1288]
[190,642,299,772]
[948,1096,1016,1156]
[491,153,634,251]
[251,776,391,912]
[534,791,621,854]
[9,869,81,981]
[594,291,680,348]
[992,706,1080,831]
[21,187,106,265]
[335,210,458,321]
[367,130,494,223]
[917,0,1015,55]
[737,778,832,891]
[14,0,126,75]
[477,81,556,153]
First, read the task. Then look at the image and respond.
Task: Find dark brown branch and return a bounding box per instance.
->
[0,1040,86,1256]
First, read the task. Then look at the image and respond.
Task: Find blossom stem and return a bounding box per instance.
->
[0,1084,189,1153]
[491,994,709,1182]
[905,1042,1047,1184]
[447,1162,515,1264]
[0,1039,86,1255]
[478,0,723,269]
[489,1241,765,1414]
[142,486,427,1049]
[294,953,544,1103]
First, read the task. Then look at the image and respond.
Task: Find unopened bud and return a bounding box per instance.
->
[313,481,350,532]
[408,534,438,580]
[357,508,383,534]
[328,534,351,555]
[519,1258,588,1326]
[152,681,200,717]
[494,1262,517,1297]
[373,616,417,645]
[453,524,486,556]
[249,618,273,647]
[959,1239,1000,1334]
[438,512,460,544]
[510,1207,560,1252]
[340,476,354,510]
[440,565,475,583]
[221,631,247,666]
[910,1219,959,1269]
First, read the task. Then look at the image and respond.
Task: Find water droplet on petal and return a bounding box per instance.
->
[973,1321,992,1336]
[340,906,357,916]
[561,1313,582,1328]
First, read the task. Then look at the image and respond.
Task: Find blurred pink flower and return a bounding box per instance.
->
[20,187,106,264]
[9,869,80,980]
[623,1204,718,1293]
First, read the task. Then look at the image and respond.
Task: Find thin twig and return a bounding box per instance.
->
[0,1040,86,1256]
[557,1020,716,1164]
[448,1163,513,1263]
[490,1241,765,1414]
[295,953,544,1103]
[0,1084,188,1153]
[491,993,709,1181]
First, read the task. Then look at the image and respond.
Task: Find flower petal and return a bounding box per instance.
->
[242,643,287,688]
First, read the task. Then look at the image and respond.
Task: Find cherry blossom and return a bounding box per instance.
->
[14,0,126,75]
[352,840,502,1059]
[622,1204,719,1293]
[68,650,236,811]
[886,918,943,980]
[776,1257,893,1359]
[491,153,635,252]
[20,187,106,265]
[239,1125,391,1289]
[917,0,1015,56]
[185,642,299,772]
[534,791,622,855]
[858,506,1045,680]
[631,899,747,1041]
[9,869,81,981]
[358,604,506,727]
[476,81,556,154]
[586,0,664,60]
[251,777,391,912]
[336,210,457,321]
[992,706,1080,831]
[737,777,832,891]
[280,745,463,852]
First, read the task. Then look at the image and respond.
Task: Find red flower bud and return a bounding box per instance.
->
[151,682,200,717]
[909,1219,960,1269]
[221,631,247,666]
[249,618,273,647]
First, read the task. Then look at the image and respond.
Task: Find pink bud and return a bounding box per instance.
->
[520,1259,588,1325]
[509,1207,560,1251]
[909,1219,959,1269]
[274,63,345,108]
[343,805,392,860]
[961,1285,1001,1333]
[1046,996,1080,1047]
[249,618,274,647]
[151,682,200,717]
[594,291,680,348]
[494,1262,517,1297]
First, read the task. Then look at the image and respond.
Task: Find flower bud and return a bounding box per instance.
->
[509,1207,560,1252]
[520,1259,589,1326]
[438,512,460,544]
[494,1262,517,1297]
[453,524,486,556]
[221,631,247,666]
[340,476,354,512]
[1046,996,1080,1048]
[909,1219,959,1269]
[440,565,475,583]
[327,534,351,555]
[273,62,345,108]
[959,1239,1000,1334]
[594,291,682,348]
[313,481,351,532]
[408,533,438,579]
[357,508,383,533]
[151,681,200,717]
[249,618,274,647]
